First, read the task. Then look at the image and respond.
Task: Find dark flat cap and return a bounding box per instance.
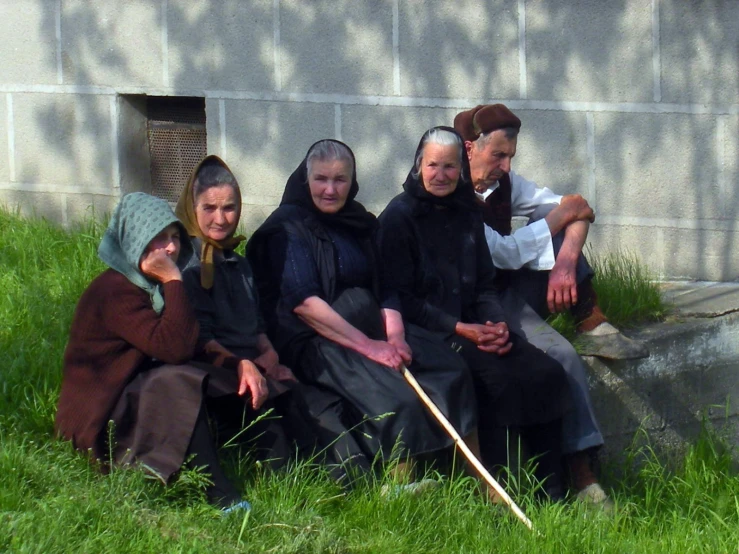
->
[453,104,521,142]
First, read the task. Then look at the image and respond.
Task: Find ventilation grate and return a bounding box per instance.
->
[147,96,207,203]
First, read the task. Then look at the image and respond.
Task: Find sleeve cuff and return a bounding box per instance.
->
[523,219,556,271]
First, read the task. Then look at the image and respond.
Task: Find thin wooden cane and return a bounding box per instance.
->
[400,365,534,531]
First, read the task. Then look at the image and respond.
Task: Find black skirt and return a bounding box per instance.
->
[295,287,478,460]
[448,333,572,429]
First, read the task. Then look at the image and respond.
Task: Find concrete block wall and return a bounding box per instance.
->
[0,0,737,280]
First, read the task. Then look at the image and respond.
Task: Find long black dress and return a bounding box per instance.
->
[247,140,477,462]
[376,127,572,489]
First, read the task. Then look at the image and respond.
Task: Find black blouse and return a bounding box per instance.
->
[377,194,506,334]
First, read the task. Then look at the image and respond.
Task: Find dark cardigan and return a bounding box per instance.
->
[56,269,198,458]
[377,192,507,333]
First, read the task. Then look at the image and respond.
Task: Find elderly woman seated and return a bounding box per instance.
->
[56,193,251,511]
[246,140,479,488]
[175,155,370,484]
[377,127,573,499]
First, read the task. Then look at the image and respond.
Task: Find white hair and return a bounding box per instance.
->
[412,128,466,180]
[306,140,354,177]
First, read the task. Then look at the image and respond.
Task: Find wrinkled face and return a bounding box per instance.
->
[466,130,517,193]
[420,142,461,198]
[194,184,239,241]
[307,158,353,214]
[141,223,181,265]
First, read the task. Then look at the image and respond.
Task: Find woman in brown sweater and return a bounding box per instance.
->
[56,192,250,511]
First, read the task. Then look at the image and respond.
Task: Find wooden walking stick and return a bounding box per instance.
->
[400,364,535,531]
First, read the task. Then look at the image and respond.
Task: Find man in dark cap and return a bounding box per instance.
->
[454,103,648,508]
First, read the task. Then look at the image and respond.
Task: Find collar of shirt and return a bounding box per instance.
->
[476,181,500,201]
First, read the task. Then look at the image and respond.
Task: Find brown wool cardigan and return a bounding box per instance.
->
[56,269,199,458]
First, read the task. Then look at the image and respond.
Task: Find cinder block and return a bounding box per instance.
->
[205,98,223,159]
[512,110,589,198]
[65,192,118,224]
[168,0,273,91]
[0,0,58,85]
[341,105,459,210]
[586,223,665,277]
[14,93,114,188]
[661,227,739,281]
[593,112,719,220]
[660,0,739,105]
[61,0,162,87]
[0,189,64,223]
[240,203,280,236]
[117,95,151,195]
[398,0,519,99]
[526,0,653,102]
[222,99,335,206]
[0,95,8,183]
[280,1,393,95]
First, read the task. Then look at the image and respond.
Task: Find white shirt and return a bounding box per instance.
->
[480,170,562,271]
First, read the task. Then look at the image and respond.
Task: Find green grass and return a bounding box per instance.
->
[2,208,738,552]
[549,247,668,340]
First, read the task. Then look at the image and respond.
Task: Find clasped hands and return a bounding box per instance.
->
[362,334,413,372]
[456,321,512,355]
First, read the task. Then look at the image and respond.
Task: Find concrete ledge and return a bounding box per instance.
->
[585,287,739,465]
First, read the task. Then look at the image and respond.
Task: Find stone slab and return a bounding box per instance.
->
[341,105,458,210]
[660,281,739,318]
[168,0,274,91]
[398,0,519,99]
[512,110,589,198]
[660,0,739,105]
[61,0,162,87]
[222,99,335,229]
[594,112,718,220]
[722,116,739,220]
[526,0,653,102]
[0,0,58,85]
[280,1,393,95]
[13,93,113,188]
[585,310,739,465]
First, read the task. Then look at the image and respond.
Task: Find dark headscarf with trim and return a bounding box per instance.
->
[98,192,193,314]
[175,155,246,289]
[401,126,479,212]
[280,139,377,237]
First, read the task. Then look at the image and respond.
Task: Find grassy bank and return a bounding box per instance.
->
[1,209,736,553]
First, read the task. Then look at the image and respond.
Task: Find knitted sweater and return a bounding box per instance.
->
[55,269,199,458]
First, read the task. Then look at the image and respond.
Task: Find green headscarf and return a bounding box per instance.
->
[98,192,193,314]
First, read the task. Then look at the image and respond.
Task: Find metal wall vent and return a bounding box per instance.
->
[147,96,207,203]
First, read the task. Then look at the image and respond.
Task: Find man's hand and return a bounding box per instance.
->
[560,194,595,223]
[139,249,182,283]
[547,260,578,313]
[237,360,269,410]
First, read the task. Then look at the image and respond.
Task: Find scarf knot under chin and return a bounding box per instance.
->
[175,155,246,289]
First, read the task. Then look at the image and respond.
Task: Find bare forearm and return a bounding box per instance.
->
[556,219,589,269]
[382,308,406,341]
[294,296,372,355]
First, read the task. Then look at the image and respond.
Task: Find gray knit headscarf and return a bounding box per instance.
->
[98,192,193,314]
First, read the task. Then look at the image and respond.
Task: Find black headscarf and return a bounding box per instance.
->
[401,126,479,212]
[280,139,377,237]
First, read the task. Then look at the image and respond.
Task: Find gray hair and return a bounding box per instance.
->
[306,140,354,177]
[474,126,519,149]
[193,161,238,201]
[412,128,466,180]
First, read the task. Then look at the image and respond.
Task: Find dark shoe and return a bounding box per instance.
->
[574,323,649,359]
